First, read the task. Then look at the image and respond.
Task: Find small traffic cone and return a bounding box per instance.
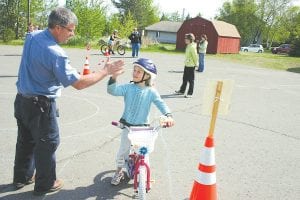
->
[82,56,90,75]
[103,49,110,62]
[190,136,217,200]
[103,48,110,60]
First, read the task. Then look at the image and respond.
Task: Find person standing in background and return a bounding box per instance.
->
[197,34,208,72]
[28,22,34,33]
[129,28,142,57]
[175,33,198,98]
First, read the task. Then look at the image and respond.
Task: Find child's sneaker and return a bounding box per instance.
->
[111,171,124,185]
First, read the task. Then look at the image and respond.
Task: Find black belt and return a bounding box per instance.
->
[17,93,55,102]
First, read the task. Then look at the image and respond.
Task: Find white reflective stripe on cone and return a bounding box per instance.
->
[195,170,216,185]
[199,146,215,166]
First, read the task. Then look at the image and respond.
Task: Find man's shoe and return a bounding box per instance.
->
[33,179,64,196]
[175,90,184,95]
[184,94,192,98]
[13,176,35,190]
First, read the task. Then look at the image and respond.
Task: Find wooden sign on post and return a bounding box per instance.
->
[202,80,234,137]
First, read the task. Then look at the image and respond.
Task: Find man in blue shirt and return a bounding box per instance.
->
[13,7,124,195]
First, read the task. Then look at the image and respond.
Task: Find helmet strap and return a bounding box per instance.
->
[130,72,150,84]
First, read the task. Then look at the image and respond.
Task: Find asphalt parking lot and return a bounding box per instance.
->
[0,45,299,200]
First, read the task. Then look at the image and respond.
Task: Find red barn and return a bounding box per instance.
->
[176,17,241,54]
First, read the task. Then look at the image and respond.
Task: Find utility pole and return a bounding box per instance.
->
[182,8,185,21]
[16,0,20,39]
[27,0,30,32]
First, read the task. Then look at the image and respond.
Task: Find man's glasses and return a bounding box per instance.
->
[60,25,75,33]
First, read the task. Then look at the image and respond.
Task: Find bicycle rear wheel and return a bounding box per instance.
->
[138,166,147,200]
[100,44,109,54]
[117,45,126,55]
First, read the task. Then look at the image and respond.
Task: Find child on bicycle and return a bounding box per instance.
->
[107,58,174,185]
[108,30,120,55]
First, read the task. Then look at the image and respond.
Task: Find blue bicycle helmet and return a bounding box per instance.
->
[133,58,157,80]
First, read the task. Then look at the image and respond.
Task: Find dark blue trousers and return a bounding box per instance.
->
[131,43,140,57]
[14,94,59,192]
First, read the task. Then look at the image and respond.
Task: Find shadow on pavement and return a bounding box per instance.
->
[0,54,21,56]
[168,70,184,73]
[287,67,300,74]
[0,170,133,200]
[161,93,186,99]
[0,183,16,194]
[0,75,18,78]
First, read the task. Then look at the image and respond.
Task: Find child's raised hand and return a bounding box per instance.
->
[103,59,124,76]
[111,68,124,79]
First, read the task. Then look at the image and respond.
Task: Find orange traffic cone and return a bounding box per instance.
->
[190,81,223,200]
[190,136,217,200]
[82,56,90,75]
[103,48,110,59]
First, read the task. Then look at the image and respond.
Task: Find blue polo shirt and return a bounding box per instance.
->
[16,29,80,98]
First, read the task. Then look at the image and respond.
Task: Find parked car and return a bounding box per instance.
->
[271,44,292,54]
[240,44,264,53]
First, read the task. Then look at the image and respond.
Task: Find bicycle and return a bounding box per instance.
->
[100,40,126,55]
[111,116,168,199]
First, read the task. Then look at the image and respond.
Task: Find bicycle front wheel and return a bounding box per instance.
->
[117,45,126,55]
[138,166,147,200]
[100,44,108,54]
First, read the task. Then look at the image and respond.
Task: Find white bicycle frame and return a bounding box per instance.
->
[112,117,166,199]
[127,126,158,197]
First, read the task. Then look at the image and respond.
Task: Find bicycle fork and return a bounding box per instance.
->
[134,155,151,192]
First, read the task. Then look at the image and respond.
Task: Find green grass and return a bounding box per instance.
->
[1,40,25,46]
[210,51,300,72]
[1,40,299,73]
[147,44,300,73]
[142,43,182,53]
[141,44,300,73]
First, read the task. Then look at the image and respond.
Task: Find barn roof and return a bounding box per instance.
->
[211,20,241,38]
[145,21,182,33]
[145,18,241,38]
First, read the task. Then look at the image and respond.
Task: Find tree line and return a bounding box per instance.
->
[216,0,300,55]
[0,0,159,43]
[0,0,299,56]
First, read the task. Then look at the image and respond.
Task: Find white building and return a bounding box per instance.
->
[144,21,182,44]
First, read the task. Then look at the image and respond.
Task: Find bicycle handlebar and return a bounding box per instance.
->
[111,121,166,131]
[111,121,125,129]
[111,116,173,130]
